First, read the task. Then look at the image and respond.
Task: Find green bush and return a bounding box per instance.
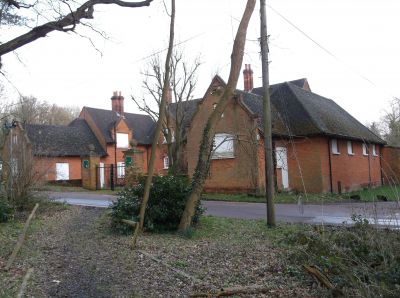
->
[0,197,14,223]
[110,175,204,234]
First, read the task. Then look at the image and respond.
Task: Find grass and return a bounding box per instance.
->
[38,184,122,195]
[202,184,400,204]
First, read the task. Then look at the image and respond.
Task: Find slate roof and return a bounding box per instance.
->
[26,119,106,157]
[168,98,202,128]
[252,78,308,96]
[241,82,384,144]
[83,107,155,145]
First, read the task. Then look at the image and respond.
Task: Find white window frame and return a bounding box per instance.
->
[362,143,369,156]
[347,141,354,155]
[117,162,125,178]
[116,133,129,149]
[331,139,340,154]
[163,156,169,169]
[372,144,378,156]
[212,133,235,159]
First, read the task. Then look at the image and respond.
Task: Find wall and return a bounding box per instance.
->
[381,146,400,185]
[186,79,261,193]
[33,156,82,181]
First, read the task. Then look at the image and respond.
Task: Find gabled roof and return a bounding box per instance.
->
[241,82,384,144]
[252,78,309,96]
[83,107,155,145]
[168,98,202,128]
[26,119,106,157]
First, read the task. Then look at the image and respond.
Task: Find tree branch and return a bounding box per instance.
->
[0,0,153,58]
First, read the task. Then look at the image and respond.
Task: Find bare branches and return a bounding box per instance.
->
[0,0,153,59]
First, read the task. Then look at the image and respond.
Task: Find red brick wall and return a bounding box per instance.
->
[380,146,400,185]
[34,156,82,181]
[187,79,261,193]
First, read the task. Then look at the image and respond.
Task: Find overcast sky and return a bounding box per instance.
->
[1,0,400,125]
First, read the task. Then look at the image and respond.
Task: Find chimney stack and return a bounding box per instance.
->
[111,91,124,116]
[243,64,254,92]
[166,86,173,104]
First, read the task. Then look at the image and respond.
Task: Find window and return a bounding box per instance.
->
[347,141,354,155]
[116,133,129,148]
[362,143,369,156]
[331,139,339,154]
[162,129,175,144]
[372,144,378,156]
[56,163,69,180]
[212,133,234,159]
[12,134,18,145]
[117,162,125,178]
[163,156,169,169]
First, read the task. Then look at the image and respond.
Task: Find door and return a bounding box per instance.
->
[275,147,289,189]
[99,163,105,189]
[56,163,69,180]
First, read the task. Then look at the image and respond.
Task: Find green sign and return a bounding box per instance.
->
[83,159,89,169]
[125,156,133,166]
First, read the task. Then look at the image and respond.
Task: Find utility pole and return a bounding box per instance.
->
[260,0,276,227]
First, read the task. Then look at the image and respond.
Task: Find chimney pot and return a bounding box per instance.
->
[243,63,254,92]
[111,91,124,116]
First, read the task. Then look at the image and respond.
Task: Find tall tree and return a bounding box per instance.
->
[0,0,153,66]
[381,97,400,146]
[132,0,175,244]
[132,50,201,174]
[178,0,256,231]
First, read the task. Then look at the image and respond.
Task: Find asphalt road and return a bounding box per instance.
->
[45,191,400,227]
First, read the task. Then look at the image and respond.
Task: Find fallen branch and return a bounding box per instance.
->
[5,203,39,271]
[17,268,34,298]
[303,265,334,289]
[138,250,207,286]
[190,285,272,297]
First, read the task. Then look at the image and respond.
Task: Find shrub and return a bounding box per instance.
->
[110,175,204,234]
[0,197,14,223]
[282,219,400,297]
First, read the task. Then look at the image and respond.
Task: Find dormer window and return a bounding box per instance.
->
[116,133,129,148]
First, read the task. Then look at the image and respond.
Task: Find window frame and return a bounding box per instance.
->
[163,156,169,169]
[331,139,340,155]
[211,133,235,159]
[372,144,378,156]
[117,162,125,178]
[362,143,369,156]
[116,133,129,149]
[347,140,354,155]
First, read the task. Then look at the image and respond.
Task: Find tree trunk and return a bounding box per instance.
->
[178,0,256,231]
[135,0,175,236]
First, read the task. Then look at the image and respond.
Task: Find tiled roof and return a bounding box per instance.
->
[241,82,384,144]
[168,98,202,128]
[26,119,106,157]
[83,107,155,145]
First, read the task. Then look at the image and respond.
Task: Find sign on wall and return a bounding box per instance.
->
[125,156,133,166]
[83,159,90,169]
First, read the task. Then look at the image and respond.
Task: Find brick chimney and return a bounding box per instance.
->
[111,91,124,116]
[243,64,254,92]
[166,86,173,104]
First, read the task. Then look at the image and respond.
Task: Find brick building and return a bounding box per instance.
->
[1,65,391,193]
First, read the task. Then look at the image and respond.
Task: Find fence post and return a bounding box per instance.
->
[110,164,115,191]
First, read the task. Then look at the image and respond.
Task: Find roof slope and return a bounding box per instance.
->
[83,107,155,145]
[26,119,106,157]
[168,98,202,128]
[243,82,384,144]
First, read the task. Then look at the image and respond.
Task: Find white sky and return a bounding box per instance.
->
[1,0,400,125]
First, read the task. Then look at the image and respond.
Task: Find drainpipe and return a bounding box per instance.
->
[367,144,372,187]
[327,139,333,193]
[379,145,384,185]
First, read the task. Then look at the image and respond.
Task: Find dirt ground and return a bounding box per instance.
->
[2,206,322,297]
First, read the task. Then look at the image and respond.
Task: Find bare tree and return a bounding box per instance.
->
[380,97,400,146]
[132,50,200,174]
[132,0,175,244]
[0,0,153,66]
[9,95,79,126]
[178,0,256,231]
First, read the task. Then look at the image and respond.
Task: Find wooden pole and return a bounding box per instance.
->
[260,0,276,227]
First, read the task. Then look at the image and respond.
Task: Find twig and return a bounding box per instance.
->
[5,203,39,271]
[17,268,34,298]
[303,265,334,289]
[138,250,207,286]
[190,285,272,297]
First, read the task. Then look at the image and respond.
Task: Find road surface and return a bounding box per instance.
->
[46,191,400,227]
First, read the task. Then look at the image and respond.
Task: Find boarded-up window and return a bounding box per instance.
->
[56,163,69,180]
[116,133,129,148]
[212,133,234,159]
